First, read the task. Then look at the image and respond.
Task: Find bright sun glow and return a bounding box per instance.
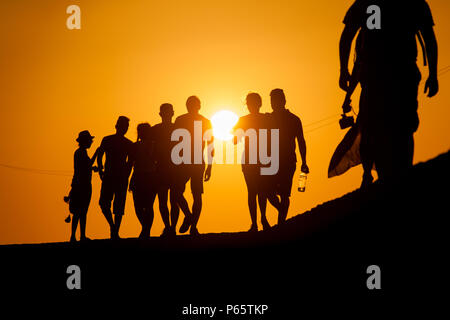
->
[211,110,239,141]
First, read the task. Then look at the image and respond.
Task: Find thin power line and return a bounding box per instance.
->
[0,164,72,177]
[439,69,450,77]
[304,114,341,127]
[305,120,339,134]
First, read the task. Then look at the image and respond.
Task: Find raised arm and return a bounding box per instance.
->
[421,25,439,97]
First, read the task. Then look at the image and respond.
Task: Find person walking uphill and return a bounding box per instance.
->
[339,0,439,180]
[233,93,271,232]
[266,89,309,224]
[97,116,134,240]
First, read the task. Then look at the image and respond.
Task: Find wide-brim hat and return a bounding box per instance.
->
[76,130,95,142]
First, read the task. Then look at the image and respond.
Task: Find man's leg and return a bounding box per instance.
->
[267,194,281,210]
[360,130,374,188]
[132,190,146,232]
[244,170,258,231]
[392,132,415,176]
[190,166,205,235]
[113,214,122,238]
[277,166,295,224]
[247,190,258,231]
[191,192,202,233]
[99,181,115,236]
[157,187,171,234]
[257,193,270,230]
[278,195,290,224]
[142,191,156,238]
[70,213,79,242]
[174,173,192,234]
[176,193,191,218]
[262,174,280,228]
[112,181,128,239]
[374,130,395,181]
[79,211,88,240]
[169,189,180,233]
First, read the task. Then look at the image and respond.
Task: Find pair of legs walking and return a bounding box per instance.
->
[70,210,89,242]
[157,186,187,237]
[69,187,92,242]
[244,166,293,232]
[267,165,295,226]
[100,205,124,240]
[99,176,127,239]
[132,188,156,239]
[244,169,270,232]
[172,190,202,235]
[246,191,290,231]
[359,65,419,184]
[171,165,206,235]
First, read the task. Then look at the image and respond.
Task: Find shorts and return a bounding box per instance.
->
[155,166,177,191]
[174,164,205,195]
[131,174,157,209]
[69,185,92,215]
[99,176,128,216]
[129,172,156,193]
[271,163,296,197]
[242,166,269,194]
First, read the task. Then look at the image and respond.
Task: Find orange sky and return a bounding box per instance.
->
[0,0,449,245]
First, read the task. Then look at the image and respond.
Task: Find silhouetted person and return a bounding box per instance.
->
[129,123,157,239]
[341,31,375,188]
[340,0,438,180]
[233,93,271,232]
[267,89,309,224]
[97,116,133,240]
[152,103,192,237]
[67,130,99,242]
[173,96,214,236]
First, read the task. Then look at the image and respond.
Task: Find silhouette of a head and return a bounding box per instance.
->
[137,123,151,142]
[76,130,94,148]
[270,89,286,111]
[186,96,201,114]
[246,93,262,114]
[160,103,174,121]
[115,116,130,136]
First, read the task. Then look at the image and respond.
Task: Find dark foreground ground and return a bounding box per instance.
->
[1,151,449,317]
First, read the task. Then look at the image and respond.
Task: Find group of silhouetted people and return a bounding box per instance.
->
[67,97,209,241]
[234,90,309,232]
[66,90,309,242]
[65,0,439,242]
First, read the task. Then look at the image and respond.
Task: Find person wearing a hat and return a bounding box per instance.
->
[66,130,99,242]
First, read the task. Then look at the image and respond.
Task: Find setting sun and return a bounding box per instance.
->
[211,110,239,141]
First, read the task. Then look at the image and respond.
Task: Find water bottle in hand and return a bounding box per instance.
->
[298,172,308,192]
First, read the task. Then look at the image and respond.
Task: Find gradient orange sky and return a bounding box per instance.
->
[0,0,449,245]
